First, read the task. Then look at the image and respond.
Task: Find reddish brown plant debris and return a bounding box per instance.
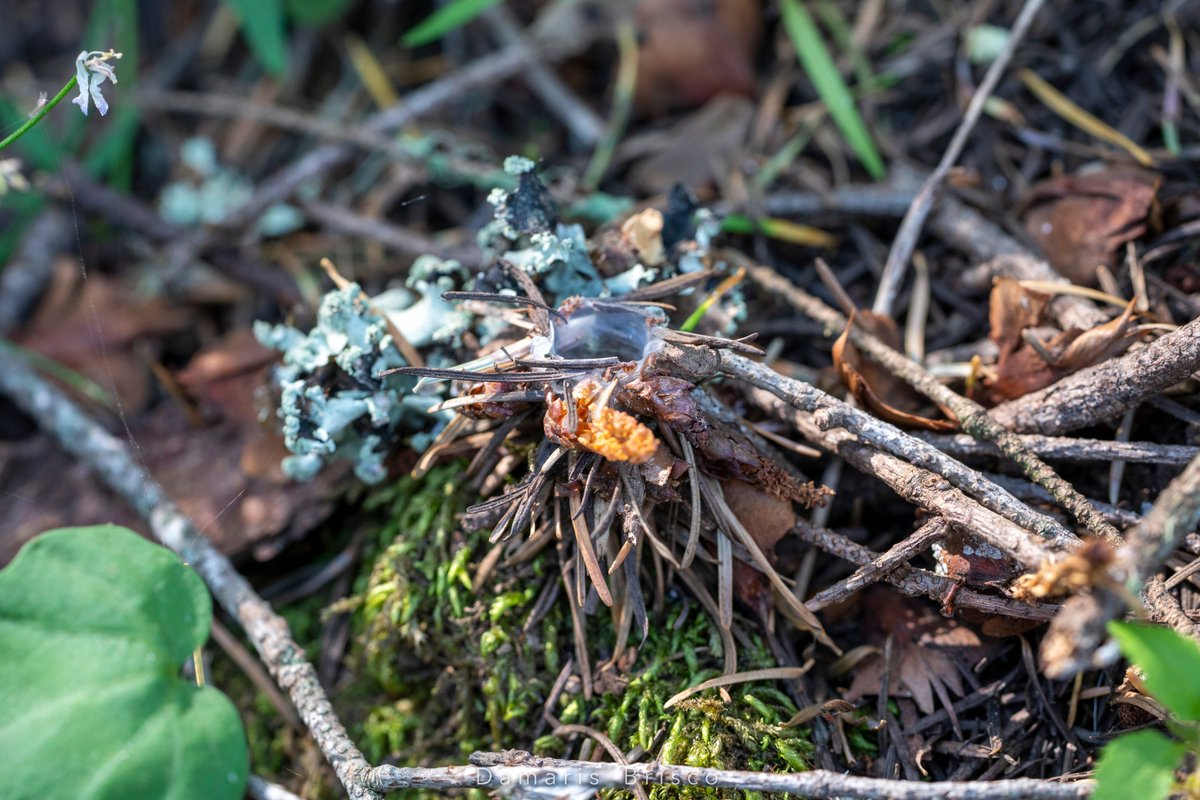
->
[633,0,760,114]
[1020,166,1160,286]
[844,588,992,716]
[833,311,958,431]
[545,378,660,464]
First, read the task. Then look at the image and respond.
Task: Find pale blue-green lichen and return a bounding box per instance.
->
[159,137,303,236]
[374,255,472,349]
[254,283,416,483]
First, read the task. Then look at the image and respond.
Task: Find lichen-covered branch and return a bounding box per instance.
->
[0,346,381,800]
[367,750,1089,798]
[746,387,1067,572]
[1041,452,1200,678]
[741,257,1121,544]
[655,341,1079,561]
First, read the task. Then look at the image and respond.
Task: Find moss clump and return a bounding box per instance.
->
[566,605,811,800]
[343,462,562,768]
[339,464,810,798]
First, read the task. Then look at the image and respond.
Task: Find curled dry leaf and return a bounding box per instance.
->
[1020,166,1160,286]
[984,297,1139,402]
[833,311,958,432]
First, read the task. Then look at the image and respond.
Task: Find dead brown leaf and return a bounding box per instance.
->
[1021,167,1160,286]
[723,478,796,618]
[16,261,191,410]
[634,0,760,115]
[622,94,754,194]
[984,299,1138,402]
[833,312,957,432]
[988,277,1050,356]
[844,588,990,716]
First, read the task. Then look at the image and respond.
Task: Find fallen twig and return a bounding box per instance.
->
[746,386,1069,573]
[804,517,949,610]
[743,256,1121,544]
[660,337,1079,558]
[0,347,382,800]
[794,519,1056,621]
[930,202,1109,331]
[366,750,1088,798]
[915,432,1199,466]
[1041,452,1200,678]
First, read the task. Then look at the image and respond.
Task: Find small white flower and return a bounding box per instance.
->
[71,49,122,117]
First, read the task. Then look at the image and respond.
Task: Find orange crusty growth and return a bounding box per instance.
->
[545,378,659,464]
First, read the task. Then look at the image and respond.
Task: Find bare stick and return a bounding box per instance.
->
[916,432,1200,466]
[367,750,1088,798]
[0,347,382,800]
[872,0,1047,316]
[747,386,1067,571]
[989,316,1200,435]
[744,257,1121,543]
[1042,452,1200,678]
[805,516,949,610]
[794,519,1056,622]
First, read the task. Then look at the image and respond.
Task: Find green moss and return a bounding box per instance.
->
[229,463,817,799]
[584,608,812,800]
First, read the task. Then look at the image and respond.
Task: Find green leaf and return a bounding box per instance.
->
[224,0,289,75]
[1109,620,1200,721]
[402,0,501,47]
[780,0,886,180]
[0,526,247,800]
[1093,730,1184,800]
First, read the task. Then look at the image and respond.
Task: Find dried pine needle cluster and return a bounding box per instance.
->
[258,158,834,673]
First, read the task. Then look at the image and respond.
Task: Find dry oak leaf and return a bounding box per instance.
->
[833,311,957,432]
[844,588,990,716]
[17,261,190,410]
[1020,166,1160,286]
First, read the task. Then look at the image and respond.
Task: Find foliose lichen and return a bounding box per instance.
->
[253,284,417,483]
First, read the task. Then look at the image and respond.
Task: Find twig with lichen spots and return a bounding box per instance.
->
[792,519,1056,621]
[0,346,382,800]
[365,749,1089,798]
[741,254,1122,544]
[745,385,1068,575]
[914,432,1200,466]
[655,340,1078,563]
[1040,452,1200,679]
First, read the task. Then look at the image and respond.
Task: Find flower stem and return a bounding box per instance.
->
[0,76,78,153]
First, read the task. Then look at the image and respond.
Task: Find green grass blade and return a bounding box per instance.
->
[780,0,886,180]
[224,0,289,75]
[403,0,501,47]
